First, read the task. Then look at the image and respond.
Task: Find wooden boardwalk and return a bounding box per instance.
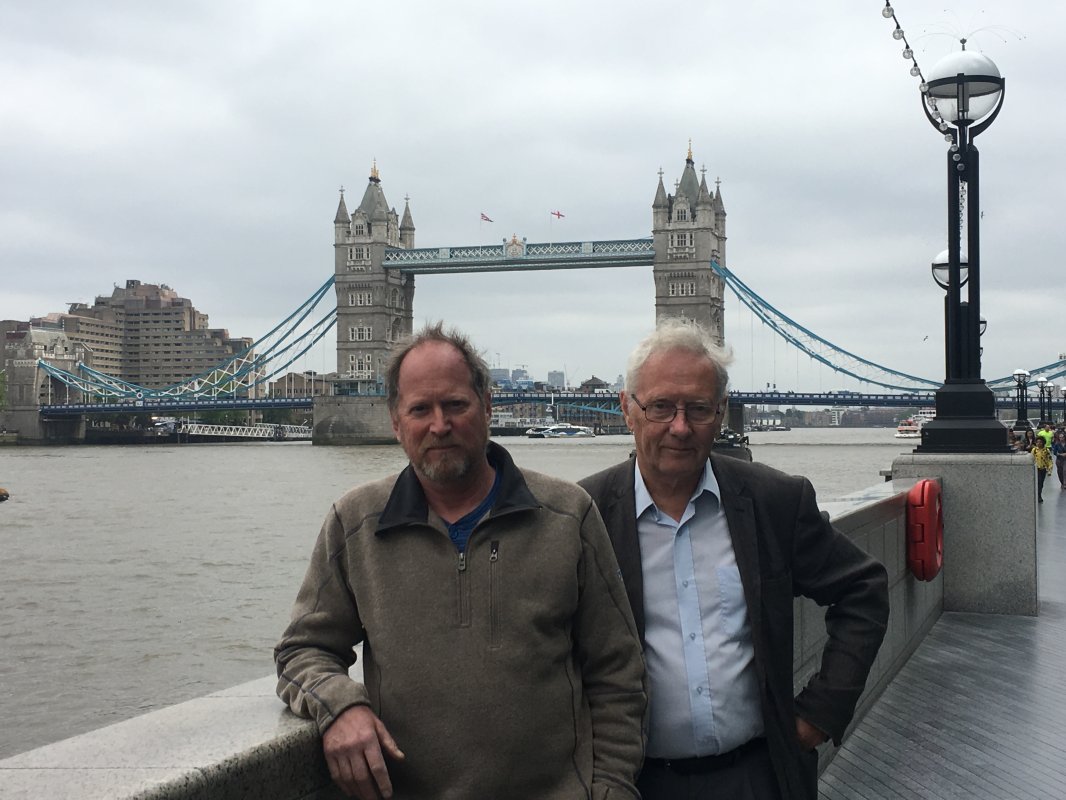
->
[820,491,1066,799]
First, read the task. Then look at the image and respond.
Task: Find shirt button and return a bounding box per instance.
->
[689,633,696,640]
[682,580,689,588]
[696,687,703,695]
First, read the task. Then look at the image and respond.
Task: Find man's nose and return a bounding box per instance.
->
[668,408,693,434]
[429,406,451,434]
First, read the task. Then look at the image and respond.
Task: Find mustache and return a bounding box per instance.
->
[419,435,457,452]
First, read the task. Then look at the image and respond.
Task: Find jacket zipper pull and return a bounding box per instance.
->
[457,551,467,572]
[490,541,499,562]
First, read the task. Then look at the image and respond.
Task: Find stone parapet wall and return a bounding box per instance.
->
[809,479,942,770]
[891,452,1036,615]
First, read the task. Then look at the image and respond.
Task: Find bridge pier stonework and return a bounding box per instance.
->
[312,395,395,446]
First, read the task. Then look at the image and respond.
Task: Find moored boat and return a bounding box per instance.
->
[895,419,921,439]
[895,410,934,439]
[535,423,595,438]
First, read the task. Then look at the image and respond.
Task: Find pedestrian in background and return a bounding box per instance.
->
[1033,436,1053,502]
[1022,428,1037,452]
[1038,422,1054,449]
[1052,429,1066,489]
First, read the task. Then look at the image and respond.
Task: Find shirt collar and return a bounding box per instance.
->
[633,458,720,520]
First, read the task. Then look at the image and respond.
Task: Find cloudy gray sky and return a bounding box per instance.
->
[2,1,1060,393]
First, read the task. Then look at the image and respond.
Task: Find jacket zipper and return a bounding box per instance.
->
[456,549,470,627]
[489,540,500,648]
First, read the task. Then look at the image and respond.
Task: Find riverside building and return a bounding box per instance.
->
[14,279,252,390]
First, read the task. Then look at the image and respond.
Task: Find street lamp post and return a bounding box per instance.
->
[1012,369,1030,432]
[1036,375,1048,425]
[916,42,1009,453]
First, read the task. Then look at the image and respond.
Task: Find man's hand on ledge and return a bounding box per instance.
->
[322,705,406,799]
[794,716,828,752]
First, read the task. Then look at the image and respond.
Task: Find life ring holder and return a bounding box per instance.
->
[906,478,943,581]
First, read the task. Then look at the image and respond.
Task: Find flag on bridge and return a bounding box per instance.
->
[480,212,493,222]
[550,210,565,219]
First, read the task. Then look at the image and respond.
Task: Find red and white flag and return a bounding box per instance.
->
[550,210,565,219]
[480,212,493,222]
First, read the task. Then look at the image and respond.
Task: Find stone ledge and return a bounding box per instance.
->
[0,676,336,800]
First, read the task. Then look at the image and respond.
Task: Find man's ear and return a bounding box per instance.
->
[620,391,634,431]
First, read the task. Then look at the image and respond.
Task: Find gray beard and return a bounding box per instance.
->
[416,450,474,483]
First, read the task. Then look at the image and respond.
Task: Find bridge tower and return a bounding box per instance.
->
[332,162,415,393]
[652,145,727,345]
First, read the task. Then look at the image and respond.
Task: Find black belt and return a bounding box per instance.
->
[644,737,766,774]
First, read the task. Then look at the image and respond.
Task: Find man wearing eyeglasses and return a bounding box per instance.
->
[580,321,888,800]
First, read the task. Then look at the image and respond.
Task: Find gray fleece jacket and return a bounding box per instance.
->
[275,442,646,800]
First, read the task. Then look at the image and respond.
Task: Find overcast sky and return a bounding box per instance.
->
[2,2,1061,393]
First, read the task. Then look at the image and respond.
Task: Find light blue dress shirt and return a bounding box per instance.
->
[635,460,764,758]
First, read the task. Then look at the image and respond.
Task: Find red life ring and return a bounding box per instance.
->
[906,479,943,581]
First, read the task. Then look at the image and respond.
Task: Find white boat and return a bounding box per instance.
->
[535,423,595,438]
[895,419,921,439]
[895,410,934,439]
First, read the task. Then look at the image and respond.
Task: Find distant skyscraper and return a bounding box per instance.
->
[547,370,566,389]
[511,367,529,382]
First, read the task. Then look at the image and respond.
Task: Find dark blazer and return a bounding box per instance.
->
[580,454,889,800]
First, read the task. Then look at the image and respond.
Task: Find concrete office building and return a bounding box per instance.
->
[25,280,252,389]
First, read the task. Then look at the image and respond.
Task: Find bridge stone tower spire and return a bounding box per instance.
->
[332,162,415,393]
[652,144,726,345]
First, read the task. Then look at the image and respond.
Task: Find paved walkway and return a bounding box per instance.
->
[820,488,1066,799]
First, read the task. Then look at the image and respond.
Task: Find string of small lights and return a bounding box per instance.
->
[880,1,955,142]
[881,2,966,226]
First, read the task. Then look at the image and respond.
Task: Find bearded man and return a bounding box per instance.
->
[275,322,646,800]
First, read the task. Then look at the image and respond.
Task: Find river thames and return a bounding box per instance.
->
[0,427,912,758]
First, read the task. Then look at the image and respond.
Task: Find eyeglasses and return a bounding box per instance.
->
[630,395,722,425]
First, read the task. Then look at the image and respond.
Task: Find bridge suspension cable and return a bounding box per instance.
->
[711,261,940,392]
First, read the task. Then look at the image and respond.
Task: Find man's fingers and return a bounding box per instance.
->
[363,740,394,799]
[352,749,387,800]
[326,753,360,798]
[374,718,406,761]
[321,707,402,798]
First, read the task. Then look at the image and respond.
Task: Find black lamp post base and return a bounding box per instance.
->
[915,382,1011,453]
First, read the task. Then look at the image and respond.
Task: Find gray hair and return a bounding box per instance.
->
[624,320,732,403]
[385,321,492,410]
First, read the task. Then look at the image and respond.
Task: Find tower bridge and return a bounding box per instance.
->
[329,148,726,401]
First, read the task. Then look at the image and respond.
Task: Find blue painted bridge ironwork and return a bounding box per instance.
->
[39,396,314,417]
[38,389,1044,417]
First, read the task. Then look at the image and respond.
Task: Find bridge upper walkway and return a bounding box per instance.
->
[382,237,656,273]
[819,497,1066,799]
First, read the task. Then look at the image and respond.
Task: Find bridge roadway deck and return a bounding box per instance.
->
[819,492,1066,799]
